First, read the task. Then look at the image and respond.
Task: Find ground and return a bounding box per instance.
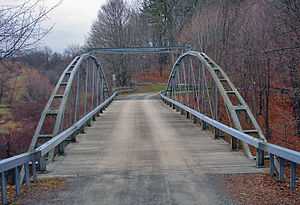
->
[1,178,65,205]
[134,83,166,93]
[223,173,300,205]
[11,173,300,205]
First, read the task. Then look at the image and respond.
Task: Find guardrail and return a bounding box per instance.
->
[0,92,117,205]
[161,92,300,191]
[37,92,116,157]
[0,151,40,205]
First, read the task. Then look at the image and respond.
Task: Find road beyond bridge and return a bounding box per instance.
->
[23,93,261,205]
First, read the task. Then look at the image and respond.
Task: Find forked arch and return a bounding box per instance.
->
[28,53,110,162]
[166,51,267,158]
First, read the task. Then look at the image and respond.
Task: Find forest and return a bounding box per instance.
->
[0,0,300,158]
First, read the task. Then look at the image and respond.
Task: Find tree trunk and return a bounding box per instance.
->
[289,58,300,136]
[265,59,271,139]
[0,81,4,104]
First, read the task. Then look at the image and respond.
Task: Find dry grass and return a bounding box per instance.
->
[223,173,300,205]
[135,83,166,93]
[0,178,65,205]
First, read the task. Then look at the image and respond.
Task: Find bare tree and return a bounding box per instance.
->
[269,0,300,136]
[86,0,132,86]
[63,44,82,59]
[87,0,130,48]
[0,0,61,59]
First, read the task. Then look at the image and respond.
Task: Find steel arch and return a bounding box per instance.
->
[28,53,110,163]
[165,51,267,158]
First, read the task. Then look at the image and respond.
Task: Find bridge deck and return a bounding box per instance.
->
[32,93,262,205]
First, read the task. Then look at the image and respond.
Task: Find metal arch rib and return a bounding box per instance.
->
[28,56,80,152]
[28,53,110,154]
[166,51,267,158]
[86,55,110,97]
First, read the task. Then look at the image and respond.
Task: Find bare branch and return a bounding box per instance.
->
[0,0,62,59]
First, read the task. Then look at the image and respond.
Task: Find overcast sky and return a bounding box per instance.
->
[39,0,106,52]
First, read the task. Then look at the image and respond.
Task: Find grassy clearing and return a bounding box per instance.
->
[0,105,10,116]
[136,83,166,93]
[0,128,8,135]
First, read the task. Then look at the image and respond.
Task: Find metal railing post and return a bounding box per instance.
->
[278,157,285,181]
[87,119,92,127]
[58,142,65,155]
[256,142,265,168]
[192,115,198,124]
[214,129,220,139]
[179,108,184,115]
[202,121,208,130]
[32,160,37,182]
[71,131,78,142]
[290,162,297,191]
[1,172,7,205]
[24,162,30,186]
[80,126,85,134]
[269,153,275,176]
[231,138,239,151]
[186,111,190,119]
[39,157,47,172]
[15,166,20,196]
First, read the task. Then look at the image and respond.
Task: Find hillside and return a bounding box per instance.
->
[0,62,52,158]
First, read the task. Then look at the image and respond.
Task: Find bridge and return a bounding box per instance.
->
[0,48,299,204]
